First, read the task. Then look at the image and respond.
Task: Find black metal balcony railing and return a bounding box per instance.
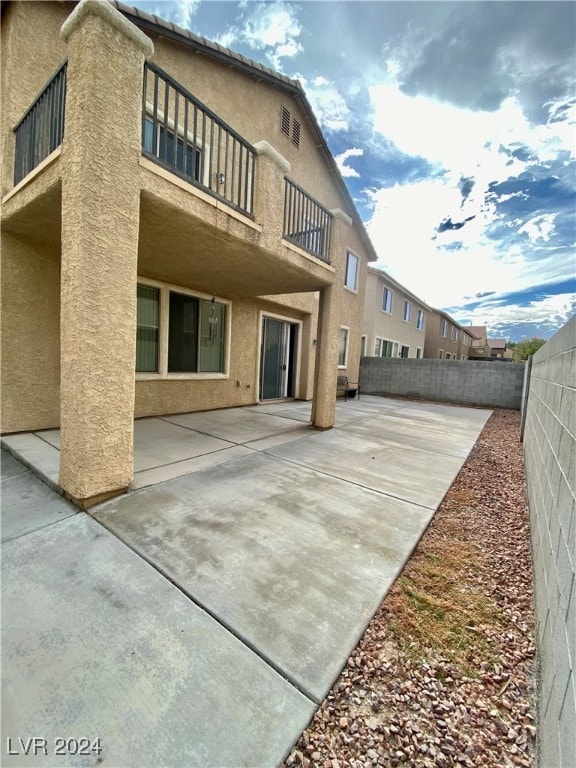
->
[283,177,332,262]
[13,62,67,185]
[143,63,255,217]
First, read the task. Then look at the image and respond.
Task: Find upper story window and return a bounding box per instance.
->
[416,309,425,331]
[403,300,412,323]
[441,319,448,337]
[382,286,393,313]
[451,327,459,342]
[345,252,359,291]
[281,105,301,147]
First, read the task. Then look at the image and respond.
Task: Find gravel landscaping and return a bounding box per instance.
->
[284,408,537,768]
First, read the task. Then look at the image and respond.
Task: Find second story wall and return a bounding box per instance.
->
[363,269,428,358]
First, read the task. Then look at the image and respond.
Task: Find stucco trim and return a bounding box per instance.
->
[2,147,61,206]
[330,208,352,226]
[282,239,336,273]
[61,0,154,58]
[253,141,291,174]
[139,157,262,232]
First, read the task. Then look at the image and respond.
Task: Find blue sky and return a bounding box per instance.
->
[132,0,575,341]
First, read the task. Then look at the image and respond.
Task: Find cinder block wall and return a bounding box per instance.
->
[359,358,525,409]
[522,316,576,768]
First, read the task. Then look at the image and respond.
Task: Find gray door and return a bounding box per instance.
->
[260,317,297,400]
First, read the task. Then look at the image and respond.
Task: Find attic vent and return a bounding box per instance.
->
[292,119,301,147]
[281,106,291,136]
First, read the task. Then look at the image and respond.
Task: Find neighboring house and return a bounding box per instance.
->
[423,309,465,360]
[467,325,492,358]
[362,267,430,359]
[488,339,514,360]
[458,328,476,360]
[0,0,377,506]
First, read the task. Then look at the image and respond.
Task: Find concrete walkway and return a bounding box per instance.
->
[1,397,491,767]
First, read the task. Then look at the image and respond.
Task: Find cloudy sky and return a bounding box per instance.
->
[133,0,575,341]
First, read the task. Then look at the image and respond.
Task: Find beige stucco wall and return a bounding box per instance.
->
[1,232,61,431]
[363,271,427,357]
[423,311,461,359]
[134,295,315,418]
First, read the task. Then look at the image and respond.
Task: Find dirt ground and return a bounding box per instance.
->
[284,408,537,768]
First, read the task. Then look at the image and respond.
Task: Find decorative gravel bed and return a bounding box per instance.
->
[285,408,537,768]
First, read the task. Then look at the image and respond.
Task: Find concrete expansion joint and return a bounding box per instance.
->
[61,0,154,58]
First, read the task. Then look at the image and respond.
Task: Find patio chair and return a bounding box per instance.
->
[336,375,360,401]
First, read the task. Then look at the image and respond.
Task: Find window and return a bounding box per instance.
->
[441,319,448,337]
[400,345,409,358]
[416,309,424,331]
[451,327,459,342]
[403,300,412,323]
[345,252,359,291]
[382,286,393,313]
[136,282,227,375]
[375,338,399,357]
[338,327,349,367]
[143,117,202,182]
[136,285,159,372]
[416,348,422,358]
[360,335,366,357]
[439,350,444,359]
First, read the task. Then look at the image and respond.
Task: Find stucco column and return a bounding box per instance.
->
[59,0,153,505]
[253,141,291,249]
[311,209,351,429]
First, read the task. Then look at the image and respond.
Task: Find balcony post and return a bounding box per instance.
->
[58,0,153,505]
[252,140,290,249]
[311,209,351,429]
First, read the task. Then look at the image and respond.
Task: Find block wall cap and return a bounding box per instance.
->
[62,0,154,57]
[253,141,291,173]
[330,208,352,226]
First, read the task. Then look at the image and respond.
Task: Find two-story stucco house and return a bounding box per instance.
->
[1,0,377,506]
[362,267,430,360]
[423,308,467,360]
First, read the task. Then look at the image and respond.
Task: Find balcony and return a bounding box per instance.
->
[13,62,67,185]
[142,62,255,218]
[283,177,332,263]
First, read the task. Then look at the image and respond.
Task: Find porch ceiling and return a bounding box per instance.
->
[137,190,334,298]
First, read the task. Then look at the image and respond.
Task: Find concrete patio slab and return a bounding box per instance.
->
[2,513,315,768]
[132,444,254,489]
[1,451,78,542]
[133,417,235,471]
[1,432,60,490]
[164,407,311,443]
[265,427,466,508]
[2,398,492,767]
[338,410,489,459]
[94,452,434,703]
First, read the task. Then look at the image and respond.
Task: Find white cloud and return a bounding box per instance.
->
[335,148,363,178]
[239,4,302,70]
[366,177,528,308]
[298,76,351,132]
[176,0,200,30]
[518,214,557,244]
[460,293,576,335]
